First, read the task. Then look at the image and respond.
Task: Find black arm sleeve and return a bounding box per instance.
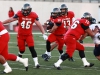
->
[81,24,89,30]
[13,14,18,18]
[36,17,39,21]
[55,22,62,26]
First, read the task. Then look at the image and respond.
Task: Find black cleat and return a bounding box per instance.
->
[1,71,6,74]
[68,57,75,62]
[53,64,62,70]
[56,67,62,70]
[35,64,40,69]
[0,71,12,74]
[25,67,28,71]
[42,54,50,61]
[84,63,94,67]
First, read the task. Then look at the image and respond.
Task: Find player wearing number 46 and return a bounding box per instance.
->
[2,3,48,68]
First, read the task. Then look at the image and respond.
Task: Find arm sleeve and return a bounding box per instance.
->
[81,23,89,30]
[36,17,39,21]
[13,14,18,18]
[55,22,62,26]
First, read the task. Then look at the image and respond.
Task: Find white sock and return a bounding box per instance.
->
[3,62,10,68]
[60,52,64,56]
[55,59,63,67]
[47,52,51,56]
[33,57,39,66]
[45,51,48,54]
[18,52,23,55]
[82,58,89,65]
[16,56,20,61]
[16,56,24,63]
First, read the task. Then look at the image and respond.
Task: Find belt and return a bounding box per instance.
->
[0,29,8,35]
[55,35,64,36]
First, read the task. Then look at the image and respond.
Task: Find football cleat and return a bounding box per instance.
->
[68,57,75,62]
[53,63,61,70]
[22,58,28,71]
[84,63,94,67]
[35,64,40,69]
[2,66,12,74]
[42,54,51,61]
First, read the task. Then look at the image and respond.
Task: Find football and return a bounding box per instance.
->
[46,21,54,30]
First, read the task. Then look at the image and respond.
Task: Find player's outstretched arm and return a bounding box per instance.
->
[2,17,17,24]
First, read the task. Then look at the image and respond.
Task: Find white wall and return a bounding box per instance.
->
[0,1,100,24]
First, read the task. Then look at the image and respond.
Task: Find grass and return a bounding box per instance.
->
[0,32,100,75]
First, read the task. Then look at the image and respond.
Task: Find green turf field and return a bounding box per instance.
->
[0,32,100,75]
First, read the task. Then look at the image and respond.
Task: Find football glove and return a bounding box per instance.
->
[43,34,48,40]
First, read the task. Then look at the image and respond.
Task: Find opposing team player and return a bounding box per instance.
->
[54,12,98,70]
[2,3,47,68]
[89,23,100,61]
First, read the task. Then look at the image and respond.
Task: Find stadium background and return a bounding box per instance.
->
[0,0,100,31]
[0,1,100,75]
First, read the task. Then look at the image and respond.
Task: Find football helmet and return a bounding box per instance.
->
[21,3,32,16]
[51,8,60,19]
[60,4,68,15]
[82,12,92,22]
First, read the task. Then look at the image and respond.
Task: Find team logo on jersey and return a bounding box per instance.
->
[22,18,32,21]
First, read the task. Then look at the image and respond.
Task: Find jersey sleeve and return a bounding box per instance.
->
[68,11,75,18]
[54,18,62,26]
[13,11,21,18]
[32,12,39,21]
[80,19,90,30]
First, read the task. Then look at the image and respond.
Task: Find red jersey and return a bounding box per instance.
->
[15,11,38,35]
[52,17,66,35]
[8,10,14,18]
[62,11,75,27]
[0,21,5,31]
[65,18,90,40]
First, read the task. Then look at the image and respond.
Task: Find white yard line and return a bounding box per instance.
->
[8,63,100,72]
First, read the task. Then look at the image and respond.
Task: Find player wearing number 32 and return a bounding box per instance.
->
[2,3,47,68]
[54,13,98,70]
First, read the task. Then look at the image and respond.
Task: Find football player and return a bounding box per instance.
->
[2,3,47,68]
[0,55,12,74]
[79,12,96,43]
[89,23,100,61]
[42,7,66,61]
[42,4,75,61]
[54,12,98,70]
[0,21,28,73]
